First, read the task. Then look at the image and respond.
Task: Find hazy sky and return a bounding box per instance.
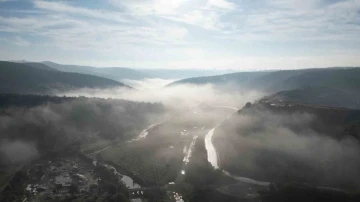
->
[0,0,360,70]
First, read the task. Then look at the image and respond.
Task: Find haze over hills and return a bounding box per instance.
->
[22,62,59,71]
[2,0,360,201]
[214,100,360,189]
[0,61,129,94]
[13,60,234,82]
[42,61,150,82]
[138,68,235,80]
[171,67,360,92]
[1,60,360,202]
[170,67,360,109]
[265,87,360,109]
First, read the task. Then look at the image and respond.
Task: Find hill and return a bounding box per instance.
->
[42,61,150,81]
[169,71,267,88]
[0,61,128,94]
[170,68,360,108]
[139,68,234,80]
[43,61,235,81]
[13,61,235,81]
[22,62,58,71]
[265,87,360,109]
[171,68,360,93]
[213,101,360,189]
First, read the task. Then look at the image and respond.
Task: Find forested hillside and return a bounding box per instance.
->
[0,61,128,94]
[214,101,360,190]
[171,68,360,93]
[170,68,360,108]
[0,94,165,166]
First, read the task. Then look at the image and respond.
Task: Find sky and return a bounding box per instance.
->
[0,0,360,70]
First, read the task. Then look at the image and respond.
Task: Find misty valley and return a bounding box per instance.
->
[0,61,360,202]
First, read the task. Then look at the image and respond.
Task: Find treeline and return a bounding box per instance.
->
[260,183,360,202]
[0,94,76,109]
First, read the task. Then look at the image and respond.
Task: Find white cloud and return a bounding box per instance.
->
[0,1,190,53]
[109,0,187,15]
[110,0,236,30]
[268,0,323,9]
[33,0,131,23]
[219,0,360,42]
[207,0,236,10]
[1,0,360,69]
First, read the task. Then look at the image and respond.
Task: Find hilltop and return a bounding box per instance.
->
[0,61,129,94]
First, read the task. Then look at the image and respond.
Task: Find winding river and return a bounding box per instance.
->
[205,106,270,186]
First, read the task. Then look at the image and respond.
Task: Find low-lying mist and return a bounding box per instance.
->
[0,140,38,165]
[0,97,165,166]
[121,78,175,90]
[215,105,360,189]
[57,81,265,109]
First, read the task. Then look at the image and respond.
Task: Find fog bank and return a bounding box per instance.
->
[57,82,264,109]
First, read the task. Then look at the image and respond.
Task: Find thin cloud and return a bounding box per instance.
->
[33,0,132,23]
[0,0,359,69]
[13,36,30,46]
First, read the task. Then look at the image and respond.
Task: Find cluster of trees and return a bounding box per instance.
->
[260,183,360,202]
[0,170,27,202]
[0,94,76,109]
[94,165,130,202]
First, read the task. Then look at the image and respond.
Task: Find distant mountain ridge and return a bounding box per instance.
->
[23,62,59,71]
[12,60,235,82]
[171,68,360,91]
[0,61,129,94]
[264,86,360,109]
[170,67,360,109]
[42,61,150,81]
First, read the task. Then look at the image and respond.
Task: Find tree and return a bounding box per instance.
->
[69,183,79,195]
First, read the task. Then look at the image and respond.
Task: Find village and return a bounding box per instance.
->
[23,155,107,201]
